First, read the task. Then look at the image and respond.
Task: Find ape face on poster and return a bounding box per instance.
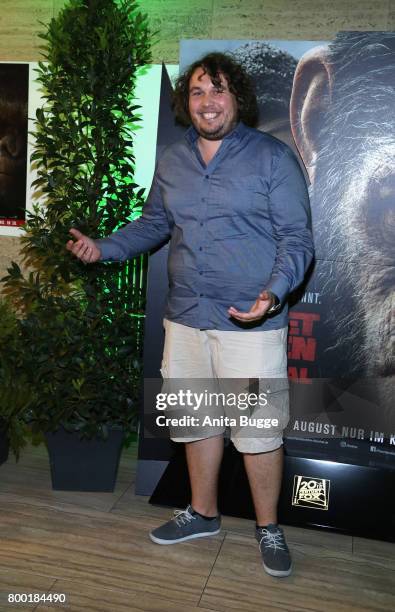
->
[0,63,29,228]
[177,33,395,462]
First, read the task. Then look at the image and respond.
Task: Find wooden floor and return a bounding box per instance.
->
[0,442,393,612]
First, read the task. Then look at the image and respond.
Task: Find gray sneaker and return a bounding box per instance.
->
[256,524,292,577]
[149,505,221,545]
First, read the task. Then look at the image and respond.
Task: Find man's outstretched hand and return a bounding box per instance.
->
[228,291,274,322]
[66,228,101,264]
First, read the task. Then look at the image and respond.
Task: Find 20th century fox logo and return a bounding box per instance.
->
[292,475,330,510]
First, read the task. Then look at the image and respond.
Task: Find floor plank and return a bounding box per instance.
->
[352,536,395,571]
[0,443,393,612]
[200,533,395,612]
[36,580,217,611]
[0,500,223,607]
[0,568,55,612]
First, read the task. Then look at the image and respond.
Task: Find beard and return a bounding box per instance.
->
[193,119,237,141]
[190,106,238,142]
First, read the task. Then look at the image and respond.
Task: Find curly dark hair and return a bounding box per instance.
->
[172,52,259,127]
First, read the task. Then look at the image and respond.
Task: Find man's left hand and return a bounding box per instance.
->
[228,291,275,322]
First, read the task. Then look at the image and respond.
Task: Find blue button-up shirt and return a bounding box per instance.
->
[96,122,314,331]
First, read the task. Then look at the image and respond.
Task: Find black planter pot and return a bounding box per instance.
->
[45,427,124,492]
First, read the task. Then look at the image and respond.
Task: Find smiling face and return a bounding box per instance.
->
[188,67,239,141]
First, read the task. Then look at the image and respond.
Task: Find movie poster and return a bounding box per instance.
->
[0,63,29,230]
[179,35,395,465]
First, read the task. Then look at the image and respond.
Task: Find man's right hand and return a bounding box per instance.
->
[66,228,101,264]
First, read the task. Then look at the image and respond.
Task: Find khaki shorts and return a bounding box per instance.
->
[160,319,289,453]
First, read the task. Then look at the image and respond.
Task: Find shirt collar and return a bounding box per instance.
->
[185,121,247,146]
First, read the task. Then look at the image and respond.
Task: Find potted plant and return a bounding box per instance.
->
[1,0,152,490]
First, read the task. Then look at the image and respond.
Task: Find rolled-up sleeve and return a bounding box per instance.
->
[95,170,171,262]
[265,149,314,302]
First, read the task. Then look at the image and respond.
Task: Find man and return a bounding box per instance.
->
[67,52,313,577]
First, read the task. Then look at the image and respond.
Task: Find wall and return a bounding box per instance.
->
[0,0,394,281]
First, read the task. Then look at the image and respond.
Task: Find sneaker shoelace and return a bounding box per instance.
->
[173,508,197,526]
[258,528,287,552]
